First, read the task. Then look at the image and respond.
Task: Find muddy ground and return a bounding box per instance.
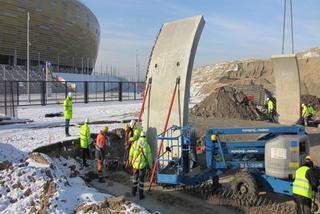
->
[81,116,320,214]
[37,115,320,213]
[86,170,241,214]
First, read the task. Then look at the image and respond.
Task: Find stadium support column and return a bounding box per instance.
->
[81,57,84,75]
[27,12,30,103]
[58,55,60,73]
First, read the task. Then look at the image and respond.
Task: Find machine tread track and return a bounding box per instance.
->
[231,171,258,200]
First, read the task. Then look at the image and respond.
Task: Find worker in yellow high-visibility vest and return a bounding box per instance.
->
[80,118,92,167]
[129,131,153,200]
[293,156,318,214]
[266,97,276,122]
[64,92,73,137]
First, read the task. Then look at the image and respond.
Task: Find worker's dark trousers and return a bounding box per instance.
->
[268,110,275,122]
[132,168,146,197]
[294,195,312,214]
[123,147,131,165]
[81,148,89,166]
[65,119,70,135]
[296,202,311,214]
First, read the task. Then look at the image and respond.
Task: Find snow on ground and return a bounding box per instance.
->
[0,101,140,154]
[0,101,152,213]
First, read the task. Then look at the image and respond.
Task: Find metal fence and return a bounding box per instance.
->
[0,80,145,114]
[0,81,18,117]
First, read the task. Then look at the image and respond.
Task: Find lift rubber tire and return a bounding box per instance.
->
[231,171,258,201]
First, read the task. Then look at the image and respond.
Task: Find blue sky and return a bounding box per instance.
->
[81,0,320,80]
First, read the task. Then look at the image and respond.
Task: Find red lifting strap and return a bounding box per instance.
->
[148,77,180,191]
[138,78,152,122]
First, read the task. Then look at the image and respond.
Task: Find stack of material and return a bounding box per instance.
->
[190,86,263,120]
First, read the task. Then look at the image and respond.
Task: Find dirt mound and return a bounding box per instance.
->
[191,48,320,100]
[0,160,12,171]
[38,180,57,214]
[75,196,140,214]
[191,86,263,120]
[28,152,51,165]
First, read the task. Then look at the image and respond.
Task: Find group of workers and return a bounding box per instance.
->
[63,92,152,199]
[64,93,320,206]
[302,103,316,126]
[266,96,317,126]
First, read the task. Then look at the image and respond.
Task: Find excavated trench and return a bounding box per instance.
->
[31,129,297,214]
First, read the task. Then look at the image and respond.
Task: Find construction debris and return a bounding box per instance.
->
[44,112,63,118]
[190,86,264,120]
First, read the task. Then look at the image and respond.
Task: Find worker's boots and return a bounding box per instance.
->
[139,190,145,200]
[131,189,136,197]
[98,176,105,183]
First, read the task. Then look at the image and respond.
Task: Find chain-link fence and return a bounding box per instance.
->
[0,81,18,117]
[0,80,145,115]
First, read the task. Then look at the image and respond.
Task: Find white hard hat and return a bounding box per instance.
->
[85,118,89,123]
[266,97,269,101]
[140,131,146,137]
[68,92,72,98]
[129,119,136,128]
[302,103,305,107]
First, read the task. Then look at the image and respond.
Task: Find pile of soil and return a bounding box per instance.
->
[39,180,57,214]
[190,86,264,120]
[107,129,125,159]
[75,196,141,214]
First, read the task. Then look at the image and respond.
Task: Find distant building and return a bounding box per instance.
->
[0,0,100,74]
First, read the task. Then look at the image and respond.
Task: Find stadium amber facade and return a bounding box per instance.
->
[0,0,100,74]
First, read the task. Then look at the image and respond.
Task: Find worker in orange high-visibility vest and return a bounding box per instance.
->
[95,126,110,182]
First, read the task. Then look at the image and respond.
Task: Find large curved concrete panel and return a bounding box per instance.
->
[271,54,301,125]
[142,16,205,158]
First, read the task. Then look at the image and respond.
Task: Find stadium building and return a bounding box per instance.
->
[0,0,100,74]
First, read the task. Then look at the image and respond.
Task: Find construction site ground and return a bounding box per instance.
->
[87,170,239,214]
[78,115,320,214]
[2,102,320,213]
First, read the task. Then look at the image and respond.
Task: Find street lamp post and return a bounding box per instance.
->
[27,12,30,103]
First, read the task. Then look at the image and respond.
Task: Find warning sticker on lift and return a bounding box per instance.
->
[271,148,287,159]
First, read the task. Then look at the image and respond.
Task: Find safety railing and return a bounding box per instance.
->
[156,126,191,184]
[0,80,145,108]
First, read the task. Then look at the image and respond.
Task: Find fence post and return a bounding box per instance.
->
[118,82,122,102]
[41,81,46,106]
[16,81,19,106]
[64,81,68,98]
[103,82,106,102]
[84,81,88,103]
[10,82,15,117]
[4,81,7,116]
[134,82,137,100]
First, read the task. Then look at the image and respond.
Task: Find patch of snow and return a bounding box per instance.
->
[0,101,152,213]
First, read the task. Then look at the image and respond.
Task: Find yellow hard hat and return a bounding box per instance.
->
[102,126,108,133]
[124,123,129,131]
[211,134,217,141]
[305,156,313,162]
